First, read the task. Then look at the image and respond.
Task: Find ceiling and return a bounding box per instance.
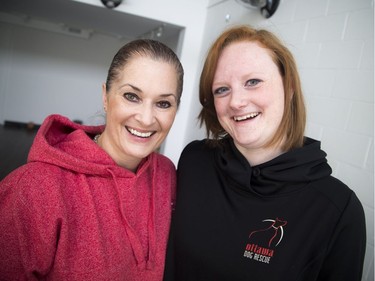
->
[0,0,183,42]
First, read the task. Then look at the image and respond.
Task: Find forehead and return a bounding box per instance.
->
[124,55,170,70]
[220,41,275,65]
[120,56,176,79]
[213,41,279,78]
[117,56,178,91]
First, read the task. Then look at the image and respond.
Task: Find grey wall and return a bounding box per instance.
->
[0,21,130,125]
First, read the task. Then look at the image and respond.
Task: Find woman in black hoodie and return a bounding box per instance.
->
[164,25,366,281]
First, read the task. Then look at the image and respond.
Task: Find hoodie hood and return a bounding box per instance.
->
[26,114,173,273]
[215,137,332,197]
[28,114,140,177]
[2,114,176,279]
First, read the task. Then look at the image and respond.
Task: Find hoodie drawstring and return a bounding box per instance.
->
[107,168,156,270]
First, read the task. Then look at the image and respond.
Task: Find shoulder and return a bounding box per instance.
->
[150,153,177,195]
[1,162,66,195]
[177,139,221,176]
[0,162,67,210]
[180,139,214,160]
[179,138,231,166]
[152,152,176,172]
[312,176,363,214]
[2,162,62,185]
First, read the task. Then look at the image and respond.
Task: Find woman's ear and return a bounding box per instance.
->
[102,83,108,112]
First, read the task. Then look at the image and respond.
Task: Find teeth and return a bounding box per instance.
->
[234,112,259,121]
[128,128,153,138]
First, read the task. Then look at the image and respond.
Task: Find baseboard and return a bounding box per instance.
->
[3,120,41,131]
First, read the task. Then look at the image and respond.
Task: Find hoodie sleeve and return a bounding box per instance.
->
[0,164,63,280]
[317,191,366,281]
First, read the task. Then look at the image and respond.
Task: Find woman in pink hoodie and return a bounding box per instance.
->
[0,39,183,281]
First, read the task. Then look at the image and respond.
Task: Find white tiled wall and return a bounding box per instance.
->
[267,0,374,280]
[203,0,374,279]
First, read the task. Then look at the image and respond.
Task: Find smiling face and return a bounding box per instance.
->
[100,56,178,171]
[212,41,285,164]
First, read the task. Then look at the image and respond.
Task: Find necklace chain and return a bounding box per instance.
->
[93,134,101,144]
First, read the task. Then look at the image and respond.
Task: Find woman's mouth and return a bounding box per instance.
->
[126,127,155,138]
[233,112,260,122]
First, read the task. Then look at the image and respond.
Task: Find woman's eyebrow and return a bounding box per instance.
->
[120,84,177,101]
[120,83,142,92]
[160,93,177,101]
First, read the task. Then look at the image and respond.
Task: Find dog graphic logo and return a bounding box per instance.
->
[243,218,287,263]
[248,218,287,248]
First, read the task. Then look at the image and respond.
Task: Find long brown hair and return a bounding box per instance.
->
[199,25,306,151]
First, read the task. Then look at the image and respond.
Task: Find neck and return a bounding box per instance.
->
[96,132,141,172]
[235,144,285,167]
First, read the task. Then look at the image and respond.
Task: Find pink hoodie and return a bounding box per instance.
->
[0,114,176,281]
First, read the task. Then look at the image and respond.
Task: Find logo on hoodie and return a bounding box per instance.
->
[243,218,287,264]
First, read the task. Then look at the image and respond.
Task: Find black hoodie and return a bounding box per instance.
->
[164,137,366,281]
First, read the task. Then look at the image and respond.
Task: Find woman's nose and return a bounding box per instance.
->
[135,104,156,126]
[229,87,248,109]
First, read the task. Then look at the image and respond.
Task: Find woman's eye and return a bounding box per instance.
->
[124,93,139,102]
[213,87,229,95]
[157,100,172,109]
[245,79,262,87]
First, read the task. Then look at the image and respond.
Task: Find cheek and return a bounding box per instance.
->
[269,92,285,124]
[263,83,285,110]
[108,99,128,116]
[213,99,225,118]
[159,110,177,130]
[275,88,285,112]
